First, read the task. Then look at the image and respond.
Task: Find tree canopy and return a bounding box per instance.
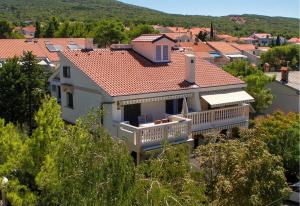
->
[261,44,300,70]
[223,60,275,112]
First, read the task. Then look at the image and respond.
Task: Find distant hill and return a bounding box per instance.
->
[0,0,298,37]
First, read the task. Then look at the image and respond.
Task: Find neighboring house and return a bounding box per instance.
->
[207,41,247,61]
[0,38,89,68]
[250,33,272,46]
[50,34,254,162]
[265,69,300,113]
[178,42,228,66]
[239,37,256,44]
[15,25,36,38]
[288,37,300,45]
[163,32,193,43]
[231,43,261,65]
[166,27,217,41]
[216,34,238,42]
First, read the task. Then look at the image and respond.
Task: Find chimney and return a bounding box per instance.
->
[280,67,289,83]
[263,63,270,72]
[185,54,196,83]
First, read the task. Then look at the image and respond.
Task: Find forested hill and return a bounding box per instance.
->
[0,0,298,37]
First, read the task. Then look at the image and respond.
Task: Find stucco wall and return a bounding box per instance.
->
[265,81,300,113]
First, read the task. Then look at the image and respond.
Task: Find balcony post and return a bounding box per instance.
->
[135,130,142,164]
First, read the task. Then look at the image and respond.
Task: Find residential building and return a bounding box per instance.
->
[15,25,36,38]
[231,43,261,65]
[238,37,256,44]
[50,34,254,162]
[216,34,238,42]
[250,33,272,46]
[265,69,300,113]
[288,37,300,45]
[0,38,89,68]
[178,42,228,66]
[207,41,247,61]
[163,32,193,43]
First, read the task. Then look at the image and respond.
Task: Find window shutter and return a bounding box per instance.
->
[163,45,168,61]
[156,45,161,61]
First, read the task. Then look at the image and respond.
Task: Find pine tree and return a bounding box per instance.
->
[210,21,214,39]
[34,21,41,38]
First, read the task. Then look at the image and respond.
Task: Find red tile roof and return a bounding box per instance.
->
[132,34,175,43]
[0,38,87,62]
[22,25,36,33]
[62,49,244,96]
[163,32,191,40]
[239,37,255,41]
[207,42,240,54]
[288,37,300,43]
[179,42,215,52]
[217,34,238,42]
[231,43,256,51]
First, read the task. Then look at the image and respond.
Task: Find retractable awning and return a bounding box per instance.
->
[119,93,192,106]
[201,91,254,108]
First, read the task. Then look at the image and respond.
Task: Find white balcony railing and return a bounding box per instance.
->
[116,115,192,153]
[186,104,250,132]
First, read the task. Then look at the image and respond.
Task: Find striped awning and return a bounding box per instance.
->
[119,93,193,106]
[201,91,254,108]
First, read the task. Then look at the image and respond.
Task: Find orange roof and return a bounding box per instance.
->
[217,34,238,42]
[163,32,191,40]
[239,37,255,41]
[179,42,215,52]
[0,38,87,62]
[22,25,36,33]
[231,43,256,51]
[62,49,244,96]
[167,27,212,36]
[288,37,300,43]
[207,42,240,54]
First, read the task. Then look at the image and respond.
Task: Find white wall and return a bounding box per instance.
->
[141,101,166,120]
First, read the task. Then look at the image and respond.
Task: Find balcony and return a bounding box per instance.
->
[116,115,192,153]
[186,104,250,133]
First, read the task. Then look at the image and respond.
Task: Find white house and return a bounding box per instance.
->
[250,33,272,46]
[50,34,254,163]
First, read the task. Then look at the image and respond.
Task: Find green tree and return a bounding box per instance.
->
[255,111,300,181]
[0,52,47,129]
[223,60,274,112]
[36,112,135,206]
[0,20,13,38]
[92,19,127,47]
[127,24,158,40]
[261,44,300,70]
[134,143,207,206]
[34,21,41,38]
[196,31,208,42]
[195,137,290,206]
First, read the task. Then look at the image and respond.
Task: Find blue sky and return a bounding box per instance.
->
[119,0,299,18]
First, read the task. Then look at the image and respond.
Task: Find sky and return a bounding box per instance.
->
[119,0,299,18]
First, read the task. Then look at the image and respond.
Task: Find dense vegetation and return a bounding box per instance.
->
[0,96,296,206]
[261,44,300,70]
[223,60,275,113]
[0,0,298,38]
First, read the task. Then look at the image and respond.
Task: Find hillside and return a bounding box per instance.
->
[0,0,298,37]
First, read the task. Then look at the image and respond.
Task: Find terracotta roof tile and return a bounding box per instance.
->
[288,37,300,43]
[62,49,244,96]
[0,38,87,62]
[179,42,215,52]
[231,43,256,51]
[207,42,241,54]
[132,34,164,42]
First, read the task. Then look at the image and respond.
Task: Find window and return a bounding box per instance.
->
[156,45,161,61]
[51,85,56,92]
[63,66,71,78]
[66,92,73,109]
[163,45,168,61]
